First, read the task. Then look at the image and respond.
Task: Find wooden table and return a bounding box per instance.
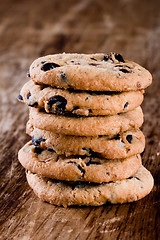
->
[0,0,160,239]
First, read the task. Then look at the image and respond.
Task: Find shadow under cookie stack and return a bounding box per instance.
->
[18,53,154,207]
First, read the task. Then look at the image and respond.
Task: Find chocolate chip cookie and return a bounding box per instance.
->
[29,106,143,136]
[18,80,144,116]
[26,122,145,159]
[19,141,142,183]
[29,53,152,91]
[26,166,154,206]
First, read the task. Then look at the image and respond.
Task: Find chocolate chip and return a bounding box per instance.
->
[119,69,131,73]
[86,160,101,166]
[17,94,23,100]
[114,134,120,140]
[126,135,132,144]
[102,53,125,63]
[89,63,99,66]
[47,148,55,152]
[27,71,30,77]
[124,102,128,109]
[40,61,46,64]
[72,106,79,112]
[48,95,67,114]
[61,71,67,82]
[114,53,125,63]
[82,148,98,157]
[121,139,125,144]
[67,161,85,175]
[106,172,110,176]
[115,65,131,69]
[41,62,60,71]
[32,136,45,146]
[27,93,31,99]
[135,177,141,181]
[28,102,38,107]
[90,57,97,61]
[128,176,133,179]
[102,55,109,61]
[34,147,43,154]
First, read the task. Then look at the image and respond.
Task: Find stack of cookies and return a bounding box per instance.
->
[18,53,154,207]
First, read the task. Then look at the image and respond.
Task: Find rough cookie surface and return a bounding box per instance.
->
[29,53,152,91]
[26,122,145,159]
[26,166,154,206]
[29,106,144,136]
[18,80,144,116]
[18,141,142,183]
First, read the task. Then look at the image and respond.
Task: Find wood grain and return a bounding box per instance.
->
[0,0,160,239]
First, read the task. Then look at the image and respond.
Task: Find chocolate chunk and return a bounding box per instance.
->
[27,93,31,99]
[114,53,125,63]
[135,177,141,181]
[17,94,23,100]
[82,148,98,157]
[61,71,67,82]
[86,160,101,166]
[40,61,46,64]
[47,148,55,152]
[34,147,43,154]
[41,62,60,71]
[102,55,109,61]
[128,176,133,179]
[67,161,85,175]
[48,95,67,114]
[89,63,99,66]
[124,102,128,109]
[126,135,132,144]
[90,57,97,61]
[102,53,125,63]
[32,136,45,146]
[28,102,38,107]
[121,139,125,144]
[27,71,30,77]
[119,69,131,73]
[114,134,120,140]
[106,172,110,176]
[72,106,79,112]
[115,65,131,69]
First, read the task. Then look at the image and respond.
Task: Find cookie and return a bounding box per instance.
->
[26,122,145,159]
[18,141,142,183]
[18,80,144,116]
[26,166,154,206]
[29,106,143,136]
[29,53,152,91]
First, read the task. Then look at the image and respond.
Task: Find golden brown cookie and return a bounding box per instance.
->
[26,122,145,159]
[26,166,154,206]
[29,53,152,91]
[18,141,142,183]
[18,80,144,116]
[29,106,144,136]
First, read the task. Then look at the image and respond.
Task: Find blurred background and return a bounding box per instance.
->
[0,0,160,83]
